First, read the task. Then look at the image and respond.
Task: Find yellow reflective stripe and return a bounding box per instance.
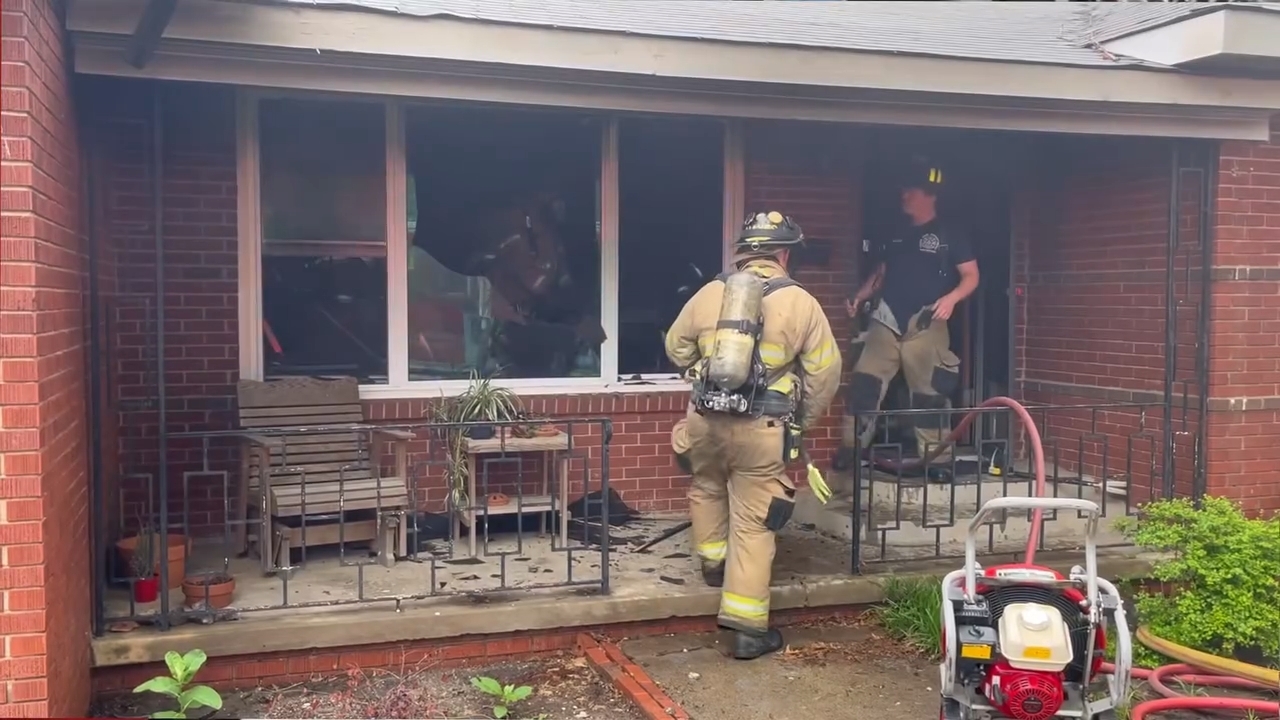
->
[720,592,770,620]
[757,341,787,368]
[766,374,795,395]
[697,334,715,356]
[800,339,837,374]
[696,541,727,562]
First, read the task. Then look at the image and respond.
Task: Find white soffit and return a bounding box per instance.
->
[1104,7,1280,73]
[67,0,1280,140]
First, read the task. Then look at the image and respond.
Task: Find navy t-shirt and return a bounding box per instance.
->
[877,219,975,323]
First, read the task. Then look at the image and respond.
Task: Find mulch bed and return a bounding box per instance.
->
[93,653,644,720]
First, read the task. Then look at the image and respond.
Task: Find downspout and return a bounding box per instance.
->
[1162,144,1180,499]
[152,84,171,628]
[85,102,106,638]
[1194,142,1216,505]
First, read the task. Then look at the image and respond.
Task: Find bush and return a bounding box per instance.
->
[1116,496,1280,667]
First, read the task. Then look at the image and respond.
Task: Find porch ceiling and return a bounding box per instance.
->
[67,0,1280,140]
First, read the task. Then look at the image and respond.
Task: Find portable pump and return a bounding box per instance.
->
[939,497,1133,720]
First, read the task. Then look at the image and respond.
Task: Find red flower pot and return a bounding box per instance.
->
[133,575,160,604]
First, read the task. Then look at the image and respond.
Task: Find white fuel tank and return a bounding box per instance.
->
[997,602,1074,673]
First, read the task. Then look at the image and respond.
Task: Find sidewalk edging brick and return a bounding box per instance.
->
[578,634,691,720]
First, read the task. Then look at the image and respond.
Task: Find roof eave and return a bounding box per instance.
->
[1102,5,1280,77]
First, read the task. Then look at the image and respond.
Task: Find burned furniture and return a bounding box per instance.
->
[235,376,412,574]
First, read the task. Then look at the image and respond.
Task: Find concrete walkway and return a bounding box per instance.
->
[622,623,940,720]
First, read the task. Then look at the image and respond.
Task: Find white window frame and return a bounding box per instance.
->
[236,88,745,398]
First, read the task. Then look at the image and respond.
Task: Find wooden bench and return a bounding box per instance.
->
[235,376,413,574]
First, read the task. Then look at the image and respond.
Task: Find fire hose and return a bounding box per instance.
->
[971,396,1279,719]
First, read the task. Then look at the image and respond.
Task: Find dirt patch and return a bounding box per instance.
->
[93,653,644,720]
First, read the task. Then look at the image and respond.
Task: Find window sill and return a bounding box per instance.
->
[358,378,690,400]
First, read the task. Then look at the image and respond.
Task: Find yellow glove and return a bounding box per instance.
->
[807,462,832,505]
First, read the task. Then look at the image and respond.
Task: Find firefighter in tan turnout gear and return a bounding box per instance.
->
[664,211,842,659]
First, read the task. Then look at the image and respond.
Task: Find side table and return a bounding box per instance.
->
[451,431,571,557]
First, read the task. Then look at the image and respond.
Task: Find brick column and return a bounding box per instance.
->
[1207,119,1280,513]
[1,0,92,715]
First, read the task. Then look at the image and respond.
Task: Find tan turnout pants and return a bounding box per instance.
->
[685,411,793,634]
[841,310,961,462]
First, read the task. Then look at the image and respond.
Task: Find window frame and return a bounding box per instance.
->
[236,88,745,398]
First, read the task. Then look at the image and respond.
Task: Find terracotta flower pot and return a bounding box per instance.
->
[182,572,236,609]
[116,533,190,590]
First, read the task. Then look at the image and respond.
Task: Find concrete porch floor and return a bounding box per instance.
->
[95,487,1156,668]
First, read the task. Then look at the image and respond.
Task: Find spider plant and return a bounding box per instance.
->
[129,519,156,579]
[431,371,524,509]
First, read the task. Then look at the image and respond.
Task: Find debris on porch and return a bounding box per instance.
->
[101,519,855,625]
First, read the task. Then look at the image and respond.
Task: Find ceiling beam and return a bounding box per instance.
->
[125,0,179,70]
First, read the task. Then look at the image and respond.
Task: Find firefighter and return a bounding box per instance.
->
[834,159,980,479]
[665,211,842,660]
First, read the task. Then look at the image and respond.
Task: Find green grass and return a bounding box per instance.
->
[872,575,944,658]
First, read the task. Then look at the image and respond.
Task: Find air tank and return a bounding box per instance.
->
[706,271,765,390]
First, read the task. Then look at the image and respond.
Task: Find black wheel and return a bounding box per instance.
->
[939,697,964,720]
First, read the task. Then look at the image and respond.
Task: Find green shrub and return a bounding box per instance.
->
[1116,496,1280,668]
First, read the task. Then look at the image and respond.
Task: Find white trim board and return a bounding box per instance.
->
[72,39,1276,142]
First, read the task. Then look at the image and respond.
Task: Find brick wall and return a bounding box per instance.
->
[0,0,91,715]
[1014,136,1202,502]
[743,121,861,462]
[1207,118,1280,513]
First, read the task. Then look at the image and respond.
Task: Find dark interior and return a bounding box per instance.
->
[617,116,725,378]
[404,104,603,380]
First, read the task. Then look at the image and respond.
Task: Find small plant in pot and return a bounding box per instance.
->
[129,527,160,604]
[181,570,236,610]
[430,371,523,509]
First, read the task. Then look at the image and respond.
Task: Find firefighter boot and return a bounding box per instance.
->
[732,628,784,660]
[701,563,725,588]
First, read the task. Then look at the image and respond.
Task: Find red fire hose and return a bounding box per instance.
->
[944,397,1279,719]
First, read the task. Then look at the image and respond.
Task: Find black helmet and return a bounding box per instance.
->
[901,156,944,195]
[734,211,804,256]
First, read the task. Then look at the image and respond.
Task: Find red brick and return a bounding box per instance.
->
[1,0,92,715]
[7,635,46,657]
[7,680,46,703]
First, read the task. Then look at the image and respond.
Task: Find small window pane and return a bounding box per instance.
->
[404,104,603,381]
[259,98,388,383]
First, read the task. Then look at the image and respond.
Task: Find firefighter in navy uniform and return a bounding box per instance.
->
[665,212,842,659]
[834,160,980,478]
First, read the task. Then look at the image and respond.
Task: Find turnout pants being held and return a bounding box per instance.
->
[842,310,961,463]
[685,410,794,634]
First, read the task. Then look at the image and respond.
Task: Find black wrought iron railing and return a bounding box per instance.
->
[95,417,613,634]
[841,401,1192,571]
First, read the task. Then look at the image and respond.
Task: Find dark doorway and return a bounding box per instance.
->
[859,127,1019,453]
